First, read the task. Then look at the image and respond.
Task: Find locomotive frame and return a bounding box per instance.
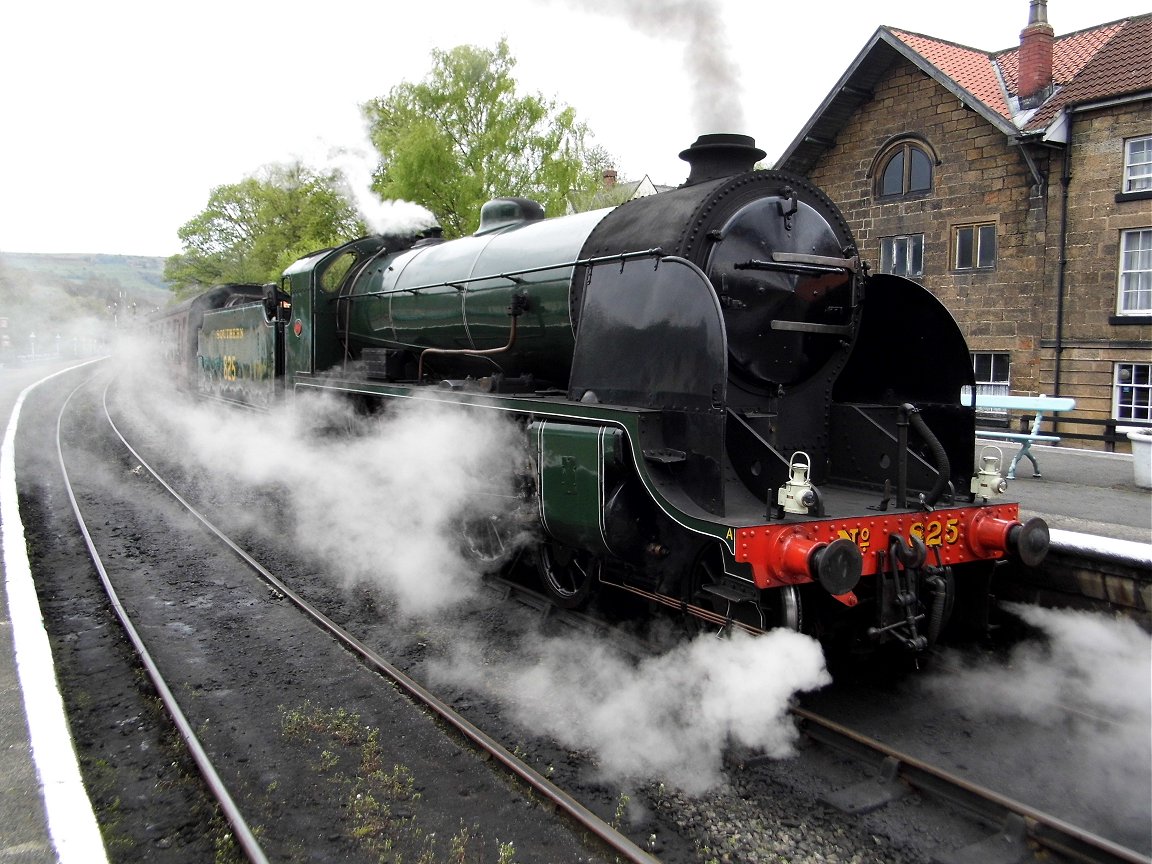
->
[155,134,1050,655]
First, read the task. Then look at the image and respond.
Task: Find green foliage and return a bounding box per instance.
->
[362,39,612,238]
[164,162,365,293]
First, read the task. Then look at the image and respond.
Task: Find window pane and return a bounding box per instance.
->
[909,148,932,191]
[991,353,1010,380]
[910,235,923,276]
[973,353,991,379]
[893,237,908,276]
[1126,137,1152,193]
[1120,229,1152,313]
[1115,362,1152,421]
[977,224,996,268]
[955,227,973,269]
[881,151,905,196]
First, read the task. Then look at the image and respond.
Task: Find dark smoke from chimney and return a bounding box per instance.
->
[549,0,745,133]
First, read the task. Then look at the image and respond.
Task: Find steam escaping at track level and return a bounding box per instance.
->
[114,337,832,795]
[926,604,1152,848]
[113,345,530,618]
[432,626,830,794]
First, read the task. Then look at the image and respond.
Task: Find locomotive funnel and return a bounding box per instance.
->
[679,133,766,186]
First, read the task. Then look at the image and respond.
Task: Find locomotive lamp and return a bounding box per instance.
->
[970,447,1009,500]
[778,451,819,515]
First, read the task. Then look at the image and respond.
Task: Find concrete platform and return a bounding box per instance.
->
[1,361,108,864]
[976,435,1151,546]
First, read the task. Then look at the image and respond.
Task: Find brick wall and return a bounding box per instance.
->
[808,59,1047,395]
[1040,103,1152,446]
[804,54,1151,449]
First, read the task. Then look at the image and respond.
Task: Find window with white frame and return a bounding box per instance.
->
[962,352,1011,415]
[1118,228,1152,315]
[1114,362,1151,422]
[879,234,924,277]
[1124,136,1152,194]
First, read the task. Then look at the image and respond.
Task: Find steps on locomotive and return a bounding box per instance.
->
[699,582,754,603]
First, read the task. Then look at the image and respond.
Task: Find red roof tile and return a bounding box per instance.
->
[1024,16,1152,131]
[892,30,1011,117]
[890,16,1148,131]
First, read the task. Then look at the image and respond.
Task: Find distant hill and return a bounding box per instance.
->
[0,252,172,310]
[0,252,173,359]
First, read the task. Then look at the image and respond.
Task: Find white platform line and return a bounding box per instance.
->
[1,361,109,864]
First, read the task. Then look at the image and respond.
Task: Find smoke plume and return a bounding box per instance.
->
[560,0,745,133]
[322,136,439,237]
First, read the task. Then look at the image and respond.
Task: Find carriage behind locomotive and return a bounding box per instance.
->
[152,134,1049,654]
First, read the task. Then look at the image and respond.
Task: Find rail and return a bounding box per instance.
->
[794,706,1151,864]
[100,389,659,864]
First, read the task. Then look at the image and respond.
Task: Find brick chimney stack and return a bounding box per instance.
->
[602,168,618,188]
[1018,0,1054,108]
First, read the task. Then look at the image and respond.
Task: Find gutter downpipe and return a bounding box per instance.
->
[1054,130,1072,399]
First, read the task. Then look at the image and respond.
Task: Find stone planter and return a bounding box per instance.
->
[1128,429,1152,489]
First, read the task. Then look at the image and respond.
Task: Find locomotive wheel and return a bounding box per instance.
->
[535,542,598,609]
[460,515,513,567]
[690,543,803,633]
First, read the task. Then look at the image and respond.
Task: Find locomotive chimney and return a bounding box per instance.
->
[679,133,766,186]
[1018,0,1054,109]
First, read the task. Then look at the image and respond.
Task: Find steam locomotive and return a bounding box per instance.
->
[157,133,1050,654]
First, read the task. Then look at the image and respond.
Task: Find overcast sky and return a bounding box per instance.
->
[1,0,1146,258]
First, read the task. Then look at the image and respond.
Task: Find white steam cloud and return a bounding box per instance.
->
[114,340,831,795]
[561,0,745,133]
[115,356,526,617]
[926,604,1151,838]
[433,626,830,794]
[320,131,439,237]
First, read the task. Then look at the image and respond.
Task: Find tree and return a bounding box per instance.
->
[164,162,365,293]
[362,39,612,238]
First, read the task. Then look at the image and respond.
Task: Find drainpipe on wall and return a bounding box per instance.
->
[1054,138,1071,399]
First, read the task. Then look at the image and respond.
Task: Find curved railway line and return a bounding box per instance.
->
[51,371,656,863]
[19,361,1151,864]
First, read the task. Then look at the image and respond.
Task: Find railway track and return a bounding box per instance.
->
[487,571,1152,864]
[25,363,1149,864]
[49,370,655,863]
[793,708,1150,864]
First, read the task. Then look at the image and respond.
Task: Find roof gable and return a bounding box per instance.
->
[777,13,1150,173]
[890,30,1012,118]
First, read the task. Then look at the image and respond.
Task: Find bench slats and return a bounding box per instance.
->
[978,431,1060,442]
[964,394,1076,479]
[966,394,1077,411]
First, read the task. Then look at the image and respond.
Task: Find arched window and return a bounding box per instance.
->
[871,138,936,199]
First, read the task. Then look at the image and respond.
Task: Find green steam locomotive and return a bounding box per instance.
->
[157,134,1049,653]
